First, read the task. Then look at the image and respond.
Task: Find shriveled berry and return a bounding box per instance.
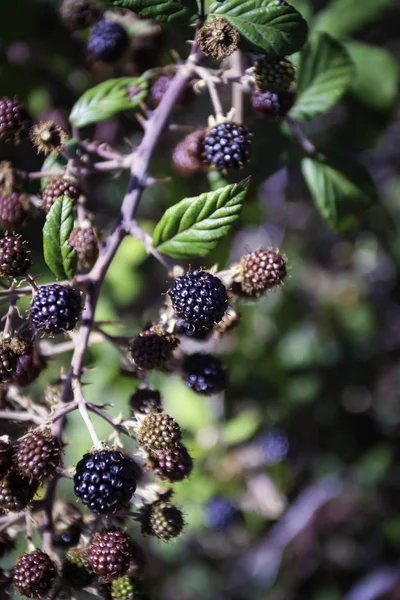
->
[0,97,31,143]
[145,443,193,483]
[130,388,162,415]
[0,441,11,481]
[88,529,133,581]
[140,499,184,541]
[198,18,239,60]
[88,20,129,62]
[68,226,99,269]
[136,412,181,455]
[239,248,287,297]
[130,329,179,371]
[0,472,38,512]
[202,121,251,171]
[182,353,227,395]
[12,430,62,481]
[13,550,56,598]
[29,284,82,334]
[42,178,80,213]
[0,193,30,229]
[0,234,30,278]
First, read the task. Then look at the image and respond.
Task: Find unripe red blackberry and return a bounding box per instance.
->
[29,284,82,334]
[60,0,101,31]
[63,547,94,589]
[88,20,130,62]
[145,443,193,482]
[0,472,38,512]
[130,329,179,371]
[0,346,18,383]
[73,449,138,514]
[0,441,11,481]
[41,178,80,213]
[110,575,136,600]
[251,90,295,119]
[13,550,56,598]
[202,121,251,171]
[0,193,30,229]
[239,248,287,297]
[68,226,99,269]
[136,412,181,455]
[10,350,46,387]
[130,388,162,415]
[0,234,30,278]
[151,74,195,108]
[198,18,239,60]
[172,130,205,177]
[182,353,227,395]
[88,529,133,581]
[168,269,228,332]
[253,56,295,93]
[139,499,184,541]
[0,97,31,143]
[12,429,62,481]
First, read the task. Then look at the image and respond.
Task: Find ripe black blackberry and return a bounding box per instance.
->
[182,353,227,395]
[239,248,287,297]
[130,388,162,415]
[0,345,18,383]
[12,429,62,481]
[60,0,101,30]
[252,90,295,119]
[172,130,205,177]
[145,443,193,482]
[168,269,228,331]
[63,547,93,589]
[68,226,99,269]
[73,449,138,514]
[13,550,56,598]
[29,284,82,334]
[130,329,179,371]
[202,121,251,171]
[0,441,11,481]
[151,74,195,108]
[0,97,31,143]
[175,319,213,341]
[10,349,46,387]
[42,177,81,213]
[110,575,135,600]
[0,233,31,278]
[253,56,295,93]
[88,529,133,581]
[139,499,184,541]
[135,411,181,455]
[88,20,129,62]
[198,18,239,60]
[0,193,30,229]
[0,472,38,512]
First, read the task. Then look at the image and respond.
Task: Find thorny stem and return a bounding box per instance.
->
[195,65,225,118]
[76,382,101,448]
[231,50,245,123]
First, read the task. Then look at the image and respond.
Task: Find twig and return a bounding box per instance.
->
[230,50,244,123]
[195,65,224,117]
[76,382,101,448]
[0,410,43,424]
[2,297,16,336]
[86,402,131,438]
[0,511,26,532]
[127,222,175,271]
[285,116,316,155]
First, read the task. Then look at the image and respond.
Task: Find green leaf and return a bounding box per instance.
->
[301,153,378,231]
[43,196,77,280]
[208,0,308,56]
[221,410,260,446]
[345,42,399,113]
[112,0,197,22]
[152,179,250,258]
[69,76,149,128]
[313,0,391,38]
[290,32,353,121]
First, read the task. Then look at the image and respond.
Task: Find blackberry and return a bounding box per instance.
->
[60,0,101,30]
[110,575,136,600]
[0,441,11,481]
[12,429,62,482]
[13,550,56,598]
[63,547,93,589]
[202,121,251,171]
[42,177,81,213]
[0,193,30,229]
[10,350,46,387]
[175,319,213,341]
[205,496,241,531]
[0,97,31,143]
[168,269,228,331]
[256,429,289,464]
[88,20,129,62]
[140,499,184,541]
[0,472,38,512]
[198,18,239,60]
[172,130,205,177]
[88,529,133,581]
[151,74,195,108]
[0,233,30,278]
[30,121,68,156]
[135,412,181,455]
[239,248,287,297]
[145,443,193,482]
[29,284,82,334]
[73,449,138,514]
[252,90,295,119]
[0,532,14,558]
[253,56,295,93]
[44,383,64,406]
[130,329,179,371]
[68,226,99,269]
[0,346,18,383]
[182,353,227,395]
[130,388,162,415]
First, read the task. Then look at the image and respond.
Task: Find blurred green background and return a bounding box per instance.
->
[2,0,400,599]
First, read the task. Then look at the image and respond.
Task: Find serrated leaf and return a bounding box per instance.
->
[43,196,77,279]
[313,0,390,39]
[152,179,250,258]
[301,153,378,231]
[208,0,308,56]
[290,32,353,121]
[112,0,197,23]
[69,76,149,128]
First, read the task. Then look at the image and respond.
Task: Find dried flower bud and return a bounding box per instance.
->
[198,18,239,60]
[30,121,68,156]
